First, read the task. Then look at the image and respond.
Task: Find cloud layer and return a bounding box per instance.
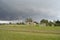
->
[0,0,60,21]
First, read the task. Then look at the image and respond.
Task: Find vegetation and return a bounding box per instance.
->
[16,22,25,25]
[0,18,60,27]
[40,19,60,26]
[0,18,60,40]
[25,18,33,22]
[40,19,48,26]
[0,25,60,40]
[54,20,60,26]
[25,18,60,26]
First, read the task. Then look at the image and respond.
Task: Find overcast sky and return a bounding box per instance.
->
[0,0,60,21]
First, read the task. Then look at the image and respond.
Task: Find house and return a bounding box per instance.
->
[26,21,38,25]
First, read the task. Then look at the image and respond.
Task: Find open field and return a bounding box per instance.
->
[0,25,60,40]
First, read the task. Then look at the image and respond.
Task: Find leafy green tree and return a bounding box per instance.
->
[34,21,38,24]
[54,20,60,26]
[48,21,54,26]
[40,19,48,26]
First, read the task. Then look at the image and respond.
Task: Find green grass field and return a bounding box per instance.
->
[0,25,60,40]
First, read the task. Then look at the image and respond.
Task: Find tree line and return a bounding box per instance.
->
[40,19,60,26]
[0,18,60,26]
[25,18,60,26]
[14,18,60,26]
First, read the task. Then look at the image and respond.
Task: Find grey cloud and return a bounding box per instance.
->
[0,0,60,21]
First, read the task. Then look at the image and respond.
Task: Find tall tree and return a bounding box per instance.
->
[40,19,48,26]
[25,18,33,23]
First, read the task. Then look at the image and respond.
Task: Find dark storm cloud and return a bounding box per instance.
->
[0,0,60,21]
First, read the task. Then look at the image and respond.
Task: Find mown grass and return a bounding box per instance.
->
[0,25,60,40]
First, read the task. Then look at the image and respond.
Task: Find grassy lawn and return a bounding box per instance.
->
[0,25,60,40]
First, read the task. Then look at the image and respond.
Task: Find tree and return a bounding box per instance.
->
[40,19,48,26]
[9,22,12,24]
[34,21,38,24]
[25,18,33,22]
[54,20,60,26]
[48,21,54,26]
[25,18,33,25]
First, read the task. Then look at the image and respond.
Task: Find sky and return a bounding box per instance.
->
[0,0,60,22]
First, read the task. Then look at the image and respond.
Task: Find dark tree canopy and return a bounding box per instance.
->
[48,21,54,26]
[55,20,60,26]
[40,19,48,26]
[25,18,33,22]
[40,19,48,24]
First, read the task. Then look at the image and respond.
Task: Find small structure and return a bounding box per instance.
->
[26,21,38,26]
